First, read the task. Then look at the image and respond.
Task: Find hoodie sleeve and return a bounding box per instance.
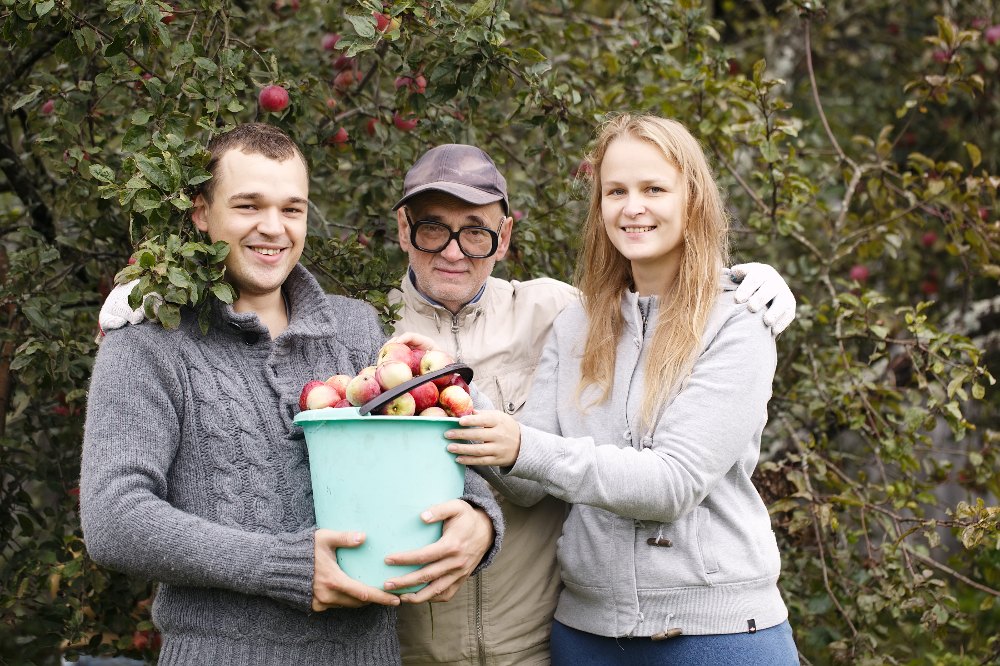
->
[507,302,777,523]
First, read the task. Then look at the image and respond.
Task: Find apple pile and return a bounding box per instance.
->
[298,341,473,417]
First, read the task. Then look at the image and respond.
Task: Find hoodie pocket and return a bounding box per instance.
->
[696,507,720,574]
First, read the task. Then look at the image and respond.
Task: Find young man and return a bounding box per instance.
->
[387,144,796,665]
[81,124,503,665]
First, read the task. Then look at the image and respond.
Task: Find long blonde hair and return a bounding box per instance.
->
[575,114,730,429]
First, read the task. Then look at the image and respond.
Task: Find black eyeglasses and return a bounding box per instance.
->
[404,209,505,259]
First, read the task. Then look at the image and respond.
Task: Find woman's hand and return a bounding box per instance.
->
[445,410,522,467]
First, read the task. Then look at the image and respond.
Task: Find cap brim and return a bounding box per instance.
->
[392,182,505,211]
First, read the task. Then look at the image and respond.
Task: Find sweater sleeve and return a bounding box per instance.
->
[80,327,315,610]
[507,304,777,523]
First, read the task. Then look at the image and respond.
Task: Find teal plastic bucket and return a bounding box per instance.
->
[294,406,465,593]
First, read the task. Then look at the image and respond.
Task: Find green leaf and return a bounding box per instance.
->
[131,109,153,126]
[35,0,55,17]
[467,0,495,20]
[157,303,181,329]
[133,189,163,213]
[211,282,236,304]
[194,57,218,73]
[964,142,982,169]
[13,87,43,111]
[133,155,170,191]
[347,14,376,39]
[89,164,115,183]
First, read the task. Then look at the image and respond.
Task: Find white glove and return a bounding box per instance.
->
[98,279,159,333]
[730,263,796,336]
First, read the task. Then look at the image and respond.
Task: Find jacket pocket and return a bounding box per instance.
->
[635,509,717,590]
[696,507,720,574]
[494,366,534,415]
[556,505,611,589]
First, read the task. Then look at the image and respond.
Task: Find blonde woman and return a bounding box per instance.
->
[445,114,798,664]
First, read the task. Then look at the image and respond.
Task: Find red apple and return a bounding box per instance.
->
[375,360,413,391]
[932,50,951,63]
[300,381,341,411]
[419,406,448,417]
[378,341,412,365]
[512,209,524,221]
[394,76,412,90]
[409,381,439,413]
[407,348,425,376]
[41,99,55,115]
[393,112,419,132]
[346,374,381,406]
[299,380,324,411]
[333,69,356,91]
[921,231,937,248]
[326,97,338,110]
[333,398,352,408]
[321,33,341,51]
[920,280,939,296]
[357,365,377,380]
[420,350,455,386]
[365,117,379,136]
[439,385,474,417]
[373,11,398,33]
[378,391,416,416]
[849,264,870,283]
[325,374,352,396]
[572,159,593,178]
[985,25,1000,45]
[333,54,355,72]
[412,74,427,93]
[258,85,289,113]
[328,127,349,145]
[443,374,469,392]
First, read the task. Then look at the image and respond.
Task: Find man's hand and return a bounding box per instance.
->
[445,410,521,467]
[386,331,438,352]
[730,262,796,336]
[382,499,494,604]
[312,529,400,611]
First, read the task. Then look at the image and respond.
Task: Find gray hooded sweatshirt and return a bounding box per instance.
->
[483,274,787,639]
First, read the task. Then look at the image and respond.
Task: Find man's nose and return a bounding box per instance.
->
[257,207,284,234]
[440,237,465,261]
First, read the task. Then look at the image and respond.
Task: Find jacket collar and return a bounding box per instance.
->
[619,269,738,334]
[399,271,489,328]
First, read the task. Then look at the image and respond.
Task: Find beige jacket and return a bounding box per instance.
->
[391,273,579,666]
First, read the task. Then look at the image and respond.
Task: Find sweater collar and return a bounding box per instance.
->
[211,264,338,339]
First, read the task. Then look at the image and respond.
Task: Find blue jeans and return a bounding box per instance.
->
[551,619,799,666]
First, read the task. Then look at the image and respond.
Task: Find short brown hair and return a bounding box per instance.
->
[199,123,308,203]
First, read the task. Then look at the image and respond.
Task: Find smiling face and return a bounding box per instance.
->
[600,136,686,295]
[396,192,512,313]
[192,149,309,311]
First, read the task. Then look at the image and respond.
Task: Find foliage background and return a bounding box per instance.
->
[1,0,998,663]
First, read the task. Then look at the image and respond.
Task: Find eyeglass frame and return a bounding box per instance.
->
[403,208,508,259]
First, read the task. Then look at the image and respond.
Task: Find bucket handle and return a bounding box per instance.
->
[358,363,474,416]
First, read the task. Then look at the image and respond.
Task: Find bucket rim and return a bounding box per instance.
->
[293,406,461,424]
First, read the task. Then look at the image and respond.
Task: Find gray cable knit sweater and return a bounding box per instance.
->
[80,265,504,665]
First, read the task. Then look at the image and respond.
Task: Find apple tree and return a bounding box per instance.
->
[1,0,997,663]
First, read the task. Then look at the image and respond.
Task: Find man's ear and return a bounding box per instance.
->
[191,194,210,233]
[396,208,412,251]
[494,216,514,261]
